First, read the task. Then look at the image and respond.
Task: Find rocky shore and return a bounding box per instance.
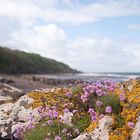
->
[0,74,77,92]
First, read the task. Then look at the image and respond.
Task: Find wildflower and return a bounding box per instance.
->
[47,120,53,125]
[60,110,73,126]
[105,106,112,113]
[67,132,72,137]
[55,135,61,140]
[53,110,58,118]
[72,109,77,113]
[63,103,68,107]
[81,94,88,102]
[61,128,67,133]
[127,122,135,128]
[99,114,105,119]
[84,91,90,96]
[96,100,102,107]
[119,93,126,101]
[96,89,103,96]
[88,108,97,121]
[13,127,23,138]
[51,106,56,109]
[64,108,69,113]
[74,128,80,135]
[47,110,53,119]
[66,92,72,98]
[45,138,50,140]
[88,108,95,114]
[27,123,35,129]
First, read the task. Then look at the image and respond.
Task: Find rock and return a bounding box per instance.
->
[0,95,34,138]
[0,96,12,101]
[131,116,140,140]
[73,116,113,140]
[0,77,6,83]
[0,84,22,102]
[60,111,73,126]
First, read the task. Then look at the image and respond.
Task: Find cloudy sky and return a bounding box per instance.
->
[0,0,140,72]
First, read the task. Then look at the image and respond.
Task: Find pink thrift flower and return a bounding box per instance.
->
[88,108,97,121]
[105,106,112,113]
[96,100,102,107]
[47,120,53,125]
[88,108,95,114]
[62,128,67,133]
[99,114,105,119]
[63,103,68,107]
[66,92,72,98]
[96,89,103,96]
[53,110,58,118]
[128,122,135,128]
[74,129,80,135]
[67,132,72,137]
[55,136,61,140]
[72,109,77,113]
[64,108,69,113]
[81,94,87,102]
[45,138,50,140]
[84,91,89,96]
[119,93,126,101]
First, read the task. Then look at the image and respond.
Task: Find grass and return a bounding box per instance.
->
[98,94,122,114]
[23,114,90,140]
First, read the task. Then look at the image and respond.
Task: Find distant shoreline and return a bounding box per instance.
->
[0,73,140,93]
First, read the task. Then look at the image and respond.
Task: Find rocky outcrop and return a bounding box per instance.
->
[0,95,34,138]
[131,116,140,140]
[0,83,22,104]
[73,116,113,140]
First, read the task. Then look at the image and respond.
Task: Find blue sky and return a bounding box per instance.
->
[0,0,140,72]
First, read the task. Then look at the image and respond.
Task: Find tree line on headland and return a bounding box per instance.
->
[0,47,78,74]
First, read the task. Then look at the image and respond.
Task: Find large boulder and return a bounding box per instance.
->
[0,95,34,138]
[73,116,113,140]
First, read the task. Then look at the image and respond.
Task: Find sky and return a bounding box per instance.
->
[0,0,140,72]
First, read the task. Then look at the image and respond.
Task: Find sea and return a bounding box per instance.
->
[36,72,140,82]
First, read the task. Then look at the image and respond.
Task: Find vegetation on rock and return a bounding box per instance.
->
[11,79,139,140]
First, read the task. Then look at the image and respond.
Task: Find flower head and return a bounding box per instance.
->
[128,122,134,128]
[105,106,112,113]
[47,120,53,125]
[55,135,61,140]
[88,108,97,121]
[81,94,88,102]
[99,114,105,119]
[96,100,102,107]
[119,93,126,101]
[61,128,67,133]
[66,92,72,98]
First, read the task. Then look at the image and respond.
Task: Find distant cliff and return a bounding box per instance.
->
[0,47,78,74]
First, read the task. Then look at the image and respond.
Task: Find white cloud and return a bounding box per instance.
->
[5,24,67,60]
[65,37,138,72]
[128,24,140,30]
[0,0,140,26]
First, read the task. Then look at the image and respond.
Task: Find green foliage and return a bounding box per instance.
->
[23,114,90,140]
[114,114,125,128]
[73,114,90,132]
[72,86,83,95]
[0,47,78,74]
[98,94,122,114]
